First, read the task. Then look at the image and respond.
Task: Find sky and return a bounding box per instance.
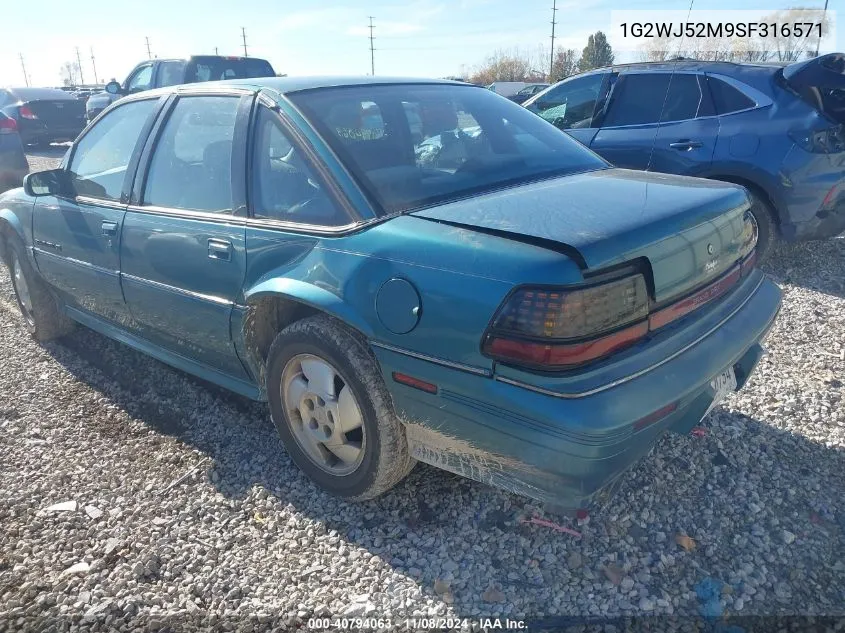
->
[1,0,839,87]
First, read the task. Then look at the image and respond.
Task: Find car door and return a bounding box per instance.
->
[120,92,252,379]
[31,96,161,323]
[591,72,717,174]
[240,99,358,371]
[524,73,608,146]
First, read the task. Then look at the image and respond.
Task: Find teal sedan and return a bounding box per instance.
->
[0,77,781,511]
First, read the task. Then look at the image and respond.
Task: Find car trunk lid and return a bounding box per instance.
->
[411,168,752,303]
[24,99,86,128]
[781,52,845,124]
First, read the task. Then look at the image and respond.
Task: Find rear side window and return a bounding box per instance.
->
[143,96,240,213]
[184,58,275,83]
[68,98,157,201]
[158,61,187,87]
[707,77,756,114]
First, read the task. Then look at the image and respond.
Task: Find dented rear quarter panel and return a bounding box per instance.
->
[242,213,582,373]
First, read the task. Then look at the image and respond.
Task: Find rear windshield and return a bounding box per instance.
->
[290,84,607,214]
[184,57,275,83]
[10,88,75,101]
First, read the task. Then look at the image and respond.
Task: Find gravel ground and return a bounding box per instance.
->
[1,150,844,631]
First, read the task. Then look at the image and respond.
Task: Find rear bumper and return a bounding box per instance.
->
[777,145,845,241]
[17,120,84,144]
[374,271,781,508]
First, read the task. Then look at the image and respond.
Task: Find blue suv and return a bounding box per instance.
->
[524,53,845,259]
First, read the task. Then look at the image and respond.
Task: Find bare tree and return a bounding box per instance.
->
[468,48,541,85]
[550,48,580,82]
[635,6,830,64]
[60,61,81,86]
[766,7,831,62]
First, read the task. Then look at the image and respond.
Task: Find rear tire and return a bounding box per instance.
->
[265,315,415,501]
[747,190,776,263]
[5,237,74,341]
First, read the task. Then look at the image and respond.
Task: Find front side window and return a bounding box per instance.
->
[143,96,240,213]
[68,98,157,201]
[526,74,605,130]
[290,83,607,215]
[251,108,347,226]
[126,65,154,93]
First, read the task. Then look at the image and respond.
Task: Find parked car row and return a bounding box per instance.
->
[0,77,780,509]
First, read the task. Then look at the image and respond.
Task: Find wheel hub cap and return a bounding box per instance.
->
[281,354,365,476]
[12,254,33,318]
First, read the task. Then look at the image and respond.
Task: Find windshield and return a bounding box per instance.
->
[184,57,275,83]
[289,83,607,215]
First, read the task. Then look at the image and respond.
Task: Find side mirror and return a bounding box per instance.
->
[23,169,73,198]
[105,80,123,95]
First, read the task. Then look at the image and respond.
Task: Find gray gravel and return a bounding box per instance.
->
[1,150,844,630]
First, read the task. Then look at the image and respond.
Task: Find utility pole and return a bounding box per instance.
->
[90,47,99,85]
[241,27,248,57]
[368,16,376,75]
[19,53,29,87]
[145,36,152,59]
[549,0,557,81]
[814,0,829,57]
[75,47,85,85]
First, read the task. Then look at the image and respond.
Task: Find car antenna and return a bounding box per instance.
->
[646,0,696,172]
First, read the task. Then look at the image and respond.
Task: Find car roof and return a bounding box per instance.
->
[573,58,785,77]
[3,87,78,101]
[134,76,474,99]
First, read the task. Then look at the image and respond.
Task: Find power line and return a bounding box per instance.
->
[368,16,376,75]
[145,36,152,59]
[90,47,99,85]
[815,0,829,57]
[75,47,85,85]
[549,0,557,81]
[19,53,29,87]
[241,27,248,57]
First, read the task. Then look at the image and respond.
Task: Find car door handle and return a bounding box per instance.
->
[669,140,703,150]
[208,239,232,261]
[101,221,119,236]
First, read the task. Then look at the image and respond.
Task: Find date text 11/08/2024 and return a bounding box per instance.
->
[307,617,527,630]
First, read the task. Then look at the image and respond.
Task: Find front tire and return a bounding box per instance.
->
[5,237,73,341]
[266,315,415,500]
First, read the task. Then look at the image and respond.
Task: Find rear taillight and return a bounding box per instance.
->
[486,211,759,370]
[18,105,38,120]
[482,275,651,370]
[789,126,845,153]
[0,117,17,134]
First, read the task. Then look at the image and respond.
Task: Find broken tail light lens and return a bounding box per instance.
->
[483,275,650,369]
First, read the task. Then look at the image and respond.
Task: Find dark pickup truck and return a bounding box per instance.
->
[85,55,276,122]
